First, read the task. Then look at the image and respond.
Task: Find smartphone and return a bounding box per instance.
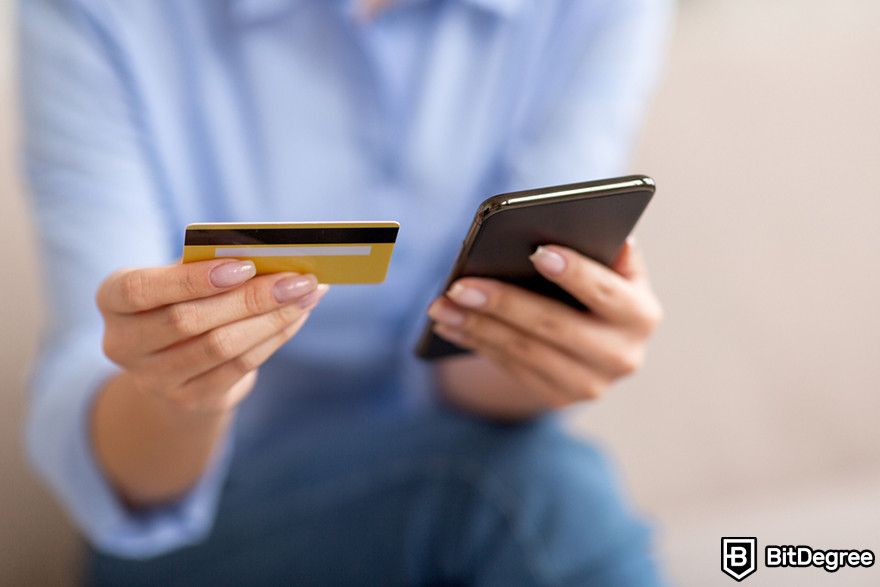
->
[415,175,656,359]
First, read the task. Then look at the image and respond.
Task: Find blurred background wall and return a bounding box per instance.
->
[1,0,878,585]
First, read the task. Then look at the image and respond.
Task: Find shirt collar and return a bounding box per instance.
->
[229,0,527,25]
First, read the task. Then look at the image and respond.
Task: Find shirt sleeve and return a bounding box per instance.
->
[501,0,675,189]
[20,0,233,558]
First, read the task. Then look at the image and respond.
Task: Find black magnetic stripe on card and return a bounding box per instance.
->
[185,227,399,246]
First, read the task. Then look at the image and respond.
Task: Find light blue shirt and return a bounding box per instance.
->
[20,0,672,558]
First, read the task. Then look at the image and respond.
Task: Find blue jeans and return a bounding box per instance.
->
[88,406,666,586]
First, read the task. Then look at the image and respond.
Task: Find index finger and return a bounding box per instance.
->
[97,259,257,314]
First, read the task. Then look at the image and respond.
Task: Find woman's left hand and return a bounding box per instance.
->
[427,238,663,410]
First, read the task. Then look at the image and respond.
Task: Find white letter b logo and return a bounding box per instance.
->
[727,546,748,567]
[721,538,757,582]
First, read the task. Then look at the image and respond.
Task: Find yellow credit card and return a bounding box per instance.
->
[182,221,399,284]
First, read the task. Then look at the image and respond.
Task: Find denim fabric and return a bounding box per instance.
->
[88,407,666,586]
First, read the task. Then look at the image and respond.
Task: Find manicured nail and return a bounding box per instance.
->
[298,283,330,308]
[210,260,256,288]
[446,283,487,308]
[529,246,566,275]
[273,274,317,303]
[428,300,466,327]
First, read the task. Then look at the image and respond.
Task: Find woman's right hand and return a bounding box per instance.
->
[91,259,327,506]
[96,259,328,413]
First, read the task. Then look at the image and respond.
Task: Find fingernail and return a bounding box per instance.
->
[273,274,317,303]
[529,246,566,275]
[210,260,256,288]
[298,283,330,308]
[428,300,466,326]
[446,283,487,308]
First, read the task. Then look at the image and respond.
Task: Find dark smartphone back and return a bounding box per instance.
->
[415,175,655,359]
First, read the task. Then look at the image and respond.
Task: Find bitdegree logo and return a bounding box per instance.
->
[766,545,875,573]
[721,538,876,581]
[722,538,757,581]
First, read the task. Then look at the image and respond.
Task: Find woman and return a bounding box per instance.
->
[21,0,672,584]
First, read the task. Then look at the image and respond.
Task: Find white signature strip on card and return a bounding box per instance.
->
[215,246,373,257]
